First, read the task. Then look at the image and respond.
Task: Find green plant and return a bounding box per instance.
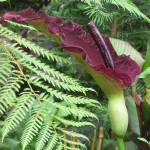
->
[82,0,150,24]
[0,7,144,150]
[1,1,150,150]
[0,3,101,150]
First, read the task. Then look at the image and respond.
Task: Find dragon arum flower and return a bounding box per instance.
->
[0,7,140,150]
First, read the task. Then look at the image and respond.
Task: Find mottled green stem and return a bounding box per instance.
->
[108,92,128,137]
[108,92,128,150]
[117,137,125,150]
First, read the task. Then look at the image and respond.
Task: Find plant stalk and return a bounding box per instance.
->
[116,137,125,150]
[97,127,103,150]
[71,128,76,148]
[63,124,67,150]
[91,128,96,150]
[110,16,117,37]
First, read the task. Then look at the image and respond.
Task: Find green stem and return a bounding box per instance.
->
[117,137,125,150]
[108,92,128,138]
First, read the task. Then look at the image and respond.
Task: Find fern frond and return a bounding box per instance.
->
[60,137,86,149]
[0,53,14,86]
[5,20,37,31]
[85,4,116,25]
[0,70,24,115]
[21,108,44,150]
[2,89,35,141]
[82,0,150,24]
[56,143,63,150]
[53,116,94,127]
[31,78,99,105]
[36,123,53,150]
[0,25,73,65]
[46,133,58,150]
[56,142,64,150]
[0,24,96,94]
[20,62,93,94]
[51,102,98,120]
[4,42,95,94]
[57,127,89,141]
[4,42,88,91]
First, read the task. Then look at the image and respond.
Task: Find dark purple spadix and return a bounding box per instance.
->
[87,22,114,69]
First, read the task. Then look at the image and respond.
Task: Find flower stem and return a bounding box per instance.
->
[116,137,125,150]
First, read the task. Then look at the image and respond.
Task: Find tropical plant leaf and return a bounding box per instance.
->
[144,38,150,70]
[138,137,148,144]
[126,96,140,136]
[143,37,150,86]
[139,67,150,79]
[110,38,145,70]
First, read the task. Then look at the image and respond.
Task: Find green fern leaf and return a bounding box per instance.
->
[59,137,87,149]
[51,102,98,120]
[56,127,89,141]
[31,79,99,105]
[56,143,63,150]
[53,116,94,127]
[36,123,53,150]
[5,20,37,31]
[46,134,58,150]
[2,90,34,141]
[21,109,44,150]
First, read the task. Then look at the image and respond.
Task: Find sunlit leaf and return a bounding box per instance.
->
[138,137,148,144]
[110,38,145,70]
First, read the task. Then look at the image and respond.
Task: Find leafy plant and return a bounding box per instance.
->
[0,7,145,150]
[81,0,150,28]
[0,2,101,150]
[1,1,150,150]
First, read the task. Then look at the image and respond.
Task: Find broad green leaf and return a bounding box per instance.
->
[110,38,145,70]
[139,67,150,79]
[132,67,150,92]
[144,38,150,70]
[126,96,140,136]
[143,38,150,85]
[138,137,148,144]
